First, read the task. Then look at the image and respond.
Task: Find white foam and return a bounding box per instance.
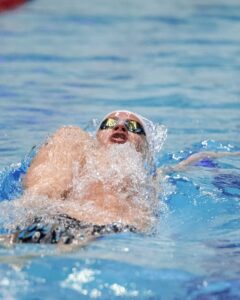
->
[0,117,169,232]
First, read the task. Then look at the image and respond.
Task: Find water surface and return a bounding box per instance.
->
[0,0,240,299]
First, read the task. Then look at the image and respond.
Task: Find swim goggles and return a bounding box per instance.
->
[99,118,146,135]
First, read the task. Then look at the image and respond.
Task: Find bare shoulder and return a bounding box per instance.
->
[49,125,91,144]
[24,126,93,195]
[30,125,93,165]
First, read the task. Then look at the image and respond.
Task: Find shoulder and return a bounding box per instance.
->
[44,126,93,147]
[31,125,94,163]
[52,125,90,139]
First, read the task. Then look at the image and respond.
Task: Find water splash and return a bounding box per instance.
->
[0,144,165,233]
[69,142,162,228]
[140,117,168,159]
[0,118,169,234]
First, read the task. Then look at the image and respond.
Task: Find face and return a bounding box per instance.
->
[96,111,148,154]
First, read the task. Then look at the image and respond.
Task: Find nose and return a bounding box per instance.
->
[113,124,127,132]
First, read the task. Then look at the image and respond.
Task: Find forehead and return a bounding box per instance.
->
[107,111,143,124]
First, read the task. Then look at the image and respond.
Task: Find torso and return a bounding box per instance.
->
[65,144,153,230]
[23,126,154,231]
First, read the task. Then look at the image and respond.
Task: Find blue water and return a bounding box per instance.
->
[1,0,240,299]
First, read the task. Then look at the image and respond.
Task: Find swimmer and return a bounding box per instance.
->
[7,111,156,245]
[4,110,240,245]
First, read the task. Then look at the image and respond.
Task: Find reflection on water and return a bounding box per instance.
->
[0,0,240,298]
[1,0,240,166]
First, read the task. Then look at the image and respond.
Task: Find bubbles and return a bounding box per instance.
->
[0,200,26,233]
[141,117,168,159]
[201,139,236,152]
[70,142,160,228]
[0,194,67,232]
[87,143,147,195]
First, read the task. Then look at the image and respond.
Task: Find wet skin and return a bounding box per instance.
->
[23,111,152,231]
[96,111,147,153]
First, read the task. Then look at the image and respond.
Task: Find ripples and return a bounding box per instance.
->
[1,0,240,298]
[1,53,129,63]
[186,278,240,300]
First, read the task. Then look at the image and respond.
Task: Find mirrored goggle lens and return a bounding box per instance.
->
[99,118,145,135]
[99,118,118,129]
[125,120,145,135]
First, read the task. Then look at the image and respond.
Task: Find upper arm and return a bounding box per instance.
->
[24,126,91,198]
[163,151,240,172]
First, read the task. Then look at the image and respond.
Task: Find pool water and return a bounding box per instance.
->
[1,0,240,299]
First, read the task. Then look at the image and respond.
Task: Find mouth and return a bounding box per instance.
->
[110,132,128,144]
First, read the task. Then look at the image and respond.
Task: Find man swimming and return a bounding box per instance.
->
[7,110,158,244]
[4,110,240,245]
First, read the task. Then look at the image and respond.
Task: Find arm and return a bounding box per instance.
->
[164,151,240,172]
[23,126,91,199]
